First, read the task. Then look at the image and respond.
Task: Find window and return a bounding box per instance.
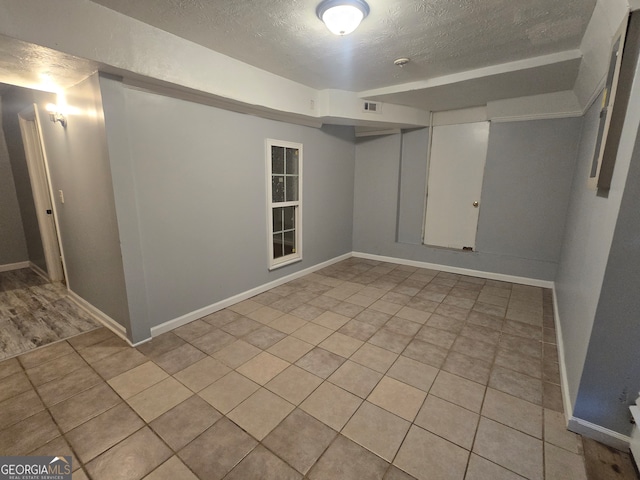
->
[267,139,302,269]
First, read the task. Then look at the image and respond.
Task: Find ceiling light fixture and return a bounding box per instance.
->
[317,0,370,36]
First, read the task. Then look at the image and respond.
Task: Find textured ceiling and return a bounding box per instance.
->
[89,0,596,92]
[0,35,98,92]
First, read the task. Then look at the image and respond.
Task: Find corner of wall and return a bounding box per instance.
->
[573,0,629,110]
[98,74,152,344]
[552,284,631,450]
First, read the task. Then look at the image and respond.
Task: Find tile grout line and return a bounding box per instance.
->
[16,347,90,479]
[1,259,585,480]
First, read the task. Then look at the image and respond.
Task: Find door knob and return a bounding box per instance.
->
[473,201,479,207]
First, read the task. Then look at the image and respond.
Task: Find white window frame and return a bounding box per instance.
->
[266,139,303,270]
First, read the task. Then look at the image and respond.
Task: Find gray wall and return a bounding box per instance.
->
[354,134,403,254]
[1,88,47,272]
[573,117,640,435]
[34,75,130,330]
[476,119,581,263]
[556,49,640,435]
[554,92,636,412]
[354,118,582,280]
[0,97,28,266]
[397,129,428,245]
[99,75,151,343]
[100,78,355,338]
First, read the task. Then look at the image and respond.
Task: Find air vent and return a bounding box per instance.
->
[363,101,381,114]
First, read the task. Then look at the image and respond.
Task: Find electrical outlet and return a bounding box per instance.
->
[58,190,65,204]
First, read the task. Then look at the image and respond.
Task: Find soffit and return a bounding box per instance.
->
[89,0,596,92]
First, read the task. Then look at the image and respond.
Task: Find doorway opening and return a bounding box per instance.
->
[18,104,66,284]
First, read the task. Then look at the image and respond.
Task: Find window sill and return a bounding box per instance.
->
[269,255,302,271]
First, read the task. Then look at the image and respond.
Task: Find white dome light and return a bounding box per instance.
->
[317,0,370,36]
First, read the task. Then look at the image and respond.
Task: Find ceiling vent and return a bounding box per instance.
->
[363,101,381,114]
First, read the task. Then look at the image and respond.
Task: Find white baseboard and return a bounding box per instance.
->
[552,286,575,426]
[552,285,632,451]
[67,290,132,346]
[351,252,554,288]
[0,261,30,272]
[29,262,50,282]
[150,252,352,337]
[568,417,631,451]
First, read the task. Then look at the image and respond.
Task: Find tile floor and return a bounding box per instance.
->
[0,269,100,360]
[0,258,594,479]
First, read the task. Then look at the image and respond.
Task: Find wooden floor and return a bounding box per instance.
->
[0,268,101,361]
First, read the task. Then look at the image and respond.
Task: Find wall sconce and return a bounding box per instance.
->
[45,104,67,128]
[317,0,370,35]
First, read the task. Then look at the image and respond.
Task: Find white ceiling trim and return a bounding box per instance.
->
[487,90,583,122]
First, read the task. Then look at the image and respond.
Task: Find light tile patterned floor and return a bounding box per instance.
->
[0,258,595,479]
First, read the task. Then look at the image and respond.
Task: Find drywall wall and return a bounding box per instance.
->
[353,118,581,280]
[33,75,130,331]
[557,43,640,435]
[554,91,634,412]
[98,75,150,343]
[1,88,47,272]
[397,129,429,245]
[572,117,640,435]
[0,97,28,266]
[100,80,355,335]
[476,118,582,263]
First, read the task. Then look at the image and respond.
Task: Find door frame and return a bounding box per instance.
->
[18,104,66,282]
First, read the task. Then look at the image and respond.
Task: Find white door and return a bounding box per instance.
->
[18,106,65,282]
[423,121,489,250]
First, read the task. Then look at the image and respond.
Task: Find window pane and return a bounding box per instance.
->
[286,148,299,175]
[269,141,301,267]
[273,233,284,259]
[272,146,285,174]
[283,206,295,231]
[284,230,296,255]
[272,176,285,202]
[285,176,298,202]
[273,207,284,232]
